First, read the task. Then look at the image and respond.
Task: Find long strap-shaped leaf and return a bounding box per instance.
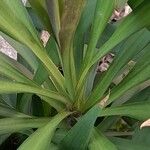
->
[110,136,150,150]
[99,102,150,120]
[0,117,50,135]
[59,0,85,99]
[17,37,63,113]
[89,128,117,150]
[28,0,52,33]
[17,36,63,113]
[0,32,38,71]
[0,52,34,84]
[107,44,150,105]
[83,0,115,68]
[46,0,60,43]
[91,1,150,66]
[76,0,115,98]
[74,0,97,74]
[0,103,29,118]
[77,1,150,94]
[60,105,100,150]
[85,29,150,109]
[0,81,70,105]
[0,0,66,94]
[18,111,70,150]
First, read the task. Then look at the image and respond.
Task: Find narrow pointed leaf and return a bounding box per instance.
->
[0,118,50,135]
[89,128,117,150]
[77,1,150,92]
[76,0,115,95]
[0,81,70,105]
[74,0,97,74]
[0,103,29,118]
[18,36,62,113]
[28,0,52,32]
[83,0,115,65]
[46,0,60,43]
[100,102,150,120]
[108,44,150,104]
[110,136,150,150]
[85,29,150,109]
[0,32,38,71]
[0,52,34,84]
[60,105,100,150]
[92,1,150,65]
[59,0,85,98]
[18,111,70,150]
[0,0,66,94]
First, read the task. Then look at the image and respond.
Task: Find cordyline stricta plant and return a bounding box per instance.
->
[0,0,150,149]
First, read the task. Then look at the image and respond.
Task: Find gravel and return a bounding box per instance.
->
[0,36,17,60]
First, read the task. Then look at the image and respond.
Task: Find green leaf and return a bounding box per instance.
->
[76,0,115,101]
[110,137,149,150]
[46,36,60,66]
[0,93,16,108]
[40,96,65,112]
[97,116,119,132]
[89,128,117,150]
[26,7,44,31]
[132,127,150,146]
[85,29,150,109]
[127,86,150,103]
[18,36,61,114]
[0,0,40,45]
[60,105,100,150]
[28,0,52,32]
[0,52,34,84]
[95,23,116,49]
[46,0,60,43]
[0,103,28,118]
[18,111,70,150]
[73,0,97,74]
[77,1,150,92]
[0,81,70,105]
[83,0,115,67]
[92,1,150,65]
[59,0,85,99]
[109,126,150,150]
[100,102,150,120]
[113,80,150,106]
[107,44,150,104]
[0,32,38,71]
[128,0,144,9]
[0,0,66,94]
[17,54,33,73]
[0,118,50,135]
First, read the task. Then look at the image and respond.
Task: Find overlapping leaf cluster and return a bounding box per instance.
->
[0,0,150,149]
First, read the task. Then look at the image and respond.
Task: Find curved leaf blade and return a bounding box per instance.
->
[89,128,117,150]
[100,102,150,120]
[0,118,50,135]
[18,111,70,150]
[60,105,100,150]
[0,81,70,105]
